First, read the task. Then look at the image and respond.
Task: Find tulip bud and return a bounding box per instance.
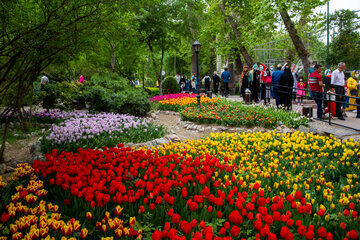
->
[86,212,93,220]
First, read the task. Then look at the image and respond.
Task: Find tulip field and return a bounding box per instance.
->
[1,128,360,239]
[0,94,359,239]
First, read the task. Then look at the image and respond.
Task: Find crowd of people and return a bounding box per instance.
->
[174,60,360,120]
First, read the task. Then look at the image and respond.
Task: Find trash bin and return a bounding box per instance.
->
[245,89,252,104]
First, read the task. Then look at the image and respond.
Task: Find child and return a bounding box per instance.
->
[324,84,336,118]
[296,76,305,105]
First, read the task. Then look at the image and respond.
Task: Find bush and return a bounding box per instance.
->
[82,73,151,117]
[144,77,157,87]
[161,76,179,94]
[145,87,159,98]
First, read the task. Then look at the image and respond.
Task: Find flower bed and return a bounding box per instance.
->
[0,164,141,240]
[181,102,308,129]
[40,112,164,153]
[156,95,220,112]
[150,93,199,102]
[24,131,360,239]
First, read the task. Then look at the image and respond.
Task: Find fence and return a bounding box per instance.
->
[251,82,360,131]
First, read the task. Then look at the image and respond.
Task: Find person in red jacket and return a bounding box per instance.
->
[309,64,327,119]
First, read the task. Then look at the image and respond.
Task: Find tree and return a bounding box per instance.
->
[328,10,360,70]
[0,0,118,162]
[219,0,254,67]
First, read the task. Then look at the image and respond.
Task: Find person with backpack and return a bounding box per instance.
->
[202,72,211,93]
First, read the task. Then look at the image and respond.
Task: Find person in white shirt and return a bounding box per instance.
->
[40,73,49,90]
[174,73,181,84]
[331,62,346,120]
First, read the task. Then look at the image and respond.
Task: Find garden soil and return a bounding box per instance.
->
[154,113,212,141]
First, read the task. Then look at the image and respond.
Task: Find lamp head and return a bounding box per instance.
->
[192,40,201,53]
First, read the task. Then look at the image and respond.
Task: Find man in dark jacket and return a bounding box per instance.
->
[271,64,283,108]
[213,71,220,96]
[278,64,294,110]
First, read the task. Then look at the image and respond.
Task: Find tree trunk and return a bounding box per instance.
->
[191,54,197,77]
[277,4,311,76]
[187,2,197,76]
[209,36,216,75]
[220,1,254,67]
[110,42,116,73]
[146,41,162,95]
[234,48,243,74]
[228,53,236,95]
[0,110,13,163]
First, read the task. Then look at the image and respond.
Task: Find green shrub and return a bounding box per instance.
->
[161,76,179,94]
[144,87,159,98]
[82,73,151,117]
[145,77,157,87]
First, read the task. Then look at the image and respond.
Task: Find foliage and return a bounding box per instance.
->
[327,10,360,70]
[161,76,180,94]
[144,78,157,87]
[144,87,159,98]
[82,73,151,117]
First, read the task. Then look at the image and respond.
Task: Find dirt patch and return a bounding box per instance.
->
[154,113,212,141]
[1,136,39,180]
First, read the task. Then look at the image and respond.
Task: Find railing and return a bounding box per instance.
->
[252,82,360,131]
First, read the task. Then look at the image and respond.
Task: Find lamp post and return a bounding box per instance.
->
[192,40,201,108]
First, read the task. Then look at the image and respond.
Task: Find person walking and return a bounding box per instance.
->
[309,64,326,119]
[278,64,294,110]
[221,67,231,97]
[213,72,220,96]
[331,62,346,120]
[347,70,359,111]
[271,64,283,108]
[240,65,250,101]
[202,73,211,93]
